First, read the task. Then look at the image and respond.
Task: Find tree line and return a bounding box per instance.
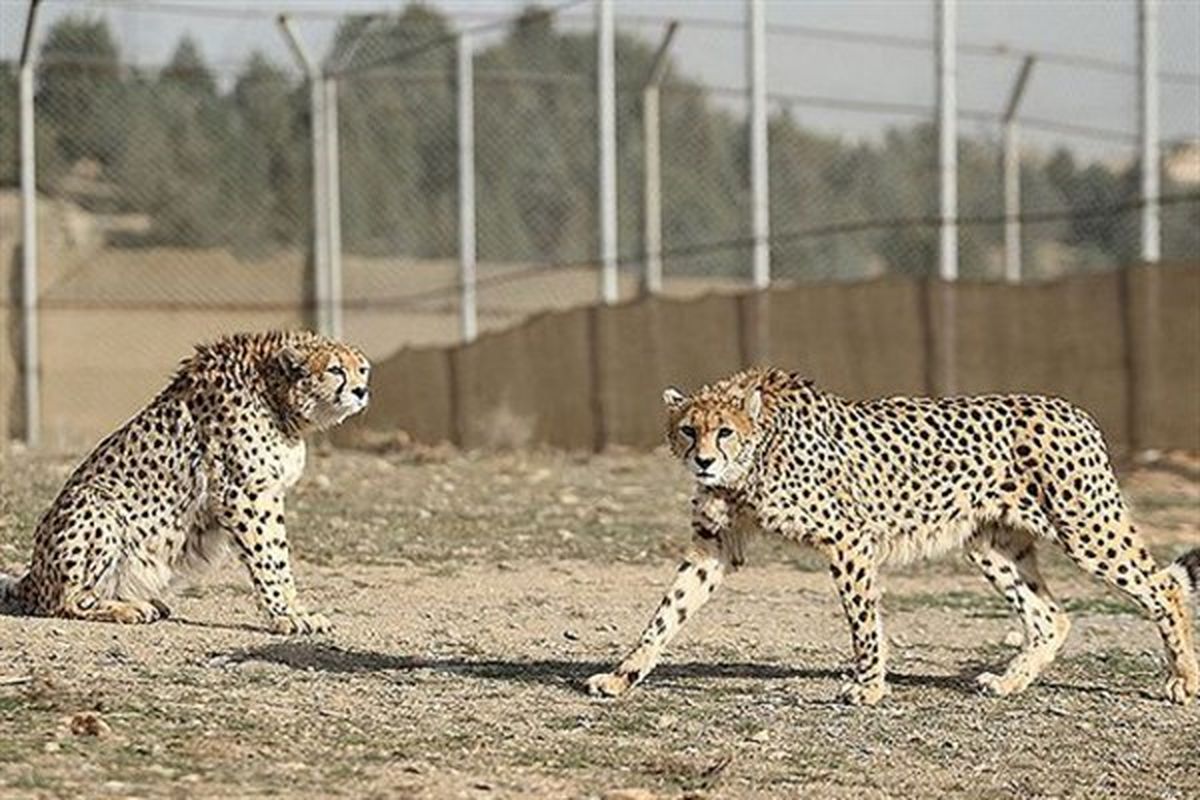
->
[0,5,1194,279]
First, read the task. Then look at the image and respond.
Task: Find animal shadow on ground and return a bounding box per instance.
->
[212,641,978,696]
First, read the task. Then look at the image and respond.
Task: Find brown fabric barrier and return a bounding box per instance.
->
[765,276,929,400]
[944,270,1131,447]
[354,264,1197,454]
[452,307,595,449]
[594,293,745,448]
[6,264,1197,452]
[1126,265,1200,451]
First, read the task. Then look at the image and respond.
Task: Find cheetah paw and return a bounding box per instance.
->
[974,671,1009,696]
[586,671,633,699]
[975,670,1034,697]
[838,681,889,706]
[1164,675,1197,706]
[270,611,331,635]
[112,600,167,625]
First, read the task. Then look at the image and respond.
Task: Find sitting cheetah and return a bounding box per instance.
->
[587,367,1200,705]
[0,331,370,634]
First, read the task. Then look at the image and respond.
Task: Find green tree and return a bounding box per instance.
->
[161,36,217,98]
[37,16,124,170]
[0,64,17,187]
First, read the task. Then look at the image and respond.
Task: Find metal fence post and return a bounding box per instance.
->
[641,22,678,297]
[747,0,770,290]
[278,15,331,337]
[597,0,618,304]
[936,0,958,282]
[458,31,477,343]
[935,0,957,396]
[18,0,42,447]
[1138,0,1160,263]
[1002,56,1035,283]
[324,75,343,340]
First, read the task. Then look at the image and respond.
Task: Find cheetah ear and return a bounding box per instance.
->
[276,346,309,380]
[744,388,763,422]
[662,387,687,409]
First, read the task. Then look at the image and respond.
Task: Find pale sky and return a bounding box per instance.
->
[2,0,1198,159]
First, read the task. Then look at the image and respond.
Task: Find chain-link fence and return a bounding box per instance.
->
[1,0,1197,445]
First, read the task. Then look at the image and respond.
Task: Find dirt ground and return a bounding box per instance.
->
[1,445,1198,799]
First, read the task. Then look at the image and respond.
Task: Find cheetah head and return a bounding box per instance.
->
[663,384,763,488]
[276,342,371,431]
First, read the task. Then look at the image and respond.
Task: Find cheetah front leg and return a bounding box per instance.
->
[828,537,889,706]
[587,536,729,698]
[587,494,735,698]
[217,492,329,635]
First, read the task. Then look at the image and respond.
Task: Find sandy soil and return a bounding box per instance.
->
[2,447,1198,799]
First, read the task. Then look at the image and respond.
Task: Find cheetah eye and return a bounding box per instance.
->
[717,427,734,439]
[327,364,346,376]
[680,425,697,439]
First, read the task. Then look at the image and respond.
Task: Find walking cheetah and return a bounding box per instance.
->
[0,331,370,634]
[587,367,1200,705]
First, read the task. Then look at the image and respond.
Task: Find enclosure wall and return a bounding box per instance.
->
[339,263,1200,455]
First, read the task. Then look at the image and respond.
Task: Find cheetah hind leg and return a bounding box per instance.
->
[1056,517,1198,705]
[966,526,1070,697]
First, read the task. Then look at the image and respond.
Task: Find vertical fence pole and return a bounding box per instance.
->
[641,21,677,297]
[747,0,770,289]
[1002,121,1020,282]
[1138,0,1160,263]
[935,0,957,395]
[458,32,477,343]
[597,0,618,304]
[310,76,330,335]
[936,0,958,282]
[278,15,330,336]
[18,0,42,447]
[324,75,343,340]
[1002,56,1034,283]
[642,84,662,296]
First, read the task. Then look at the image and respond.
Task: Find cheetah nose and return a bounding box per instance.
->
[695,456,715,470]
[352,386,368,400]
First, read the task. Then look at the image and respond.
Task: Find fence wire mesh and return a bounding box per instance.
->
[0,0,1197,445]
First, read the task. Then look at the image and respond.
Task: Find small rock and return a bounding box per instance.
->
[654,713,677,730]
[563,629,579,641]
[42,741,61,754]
[314,474,332,490]
[1003,630,1024,647]
[749,729,771,743]
[68,711,111,737]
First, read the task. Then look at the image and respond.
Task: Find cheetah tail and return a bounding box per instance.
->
[1169,548,1200,598]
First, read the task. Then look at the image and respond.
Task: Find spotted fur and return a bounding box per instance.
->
[0,331,370,633]
[588,367,1200,705]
